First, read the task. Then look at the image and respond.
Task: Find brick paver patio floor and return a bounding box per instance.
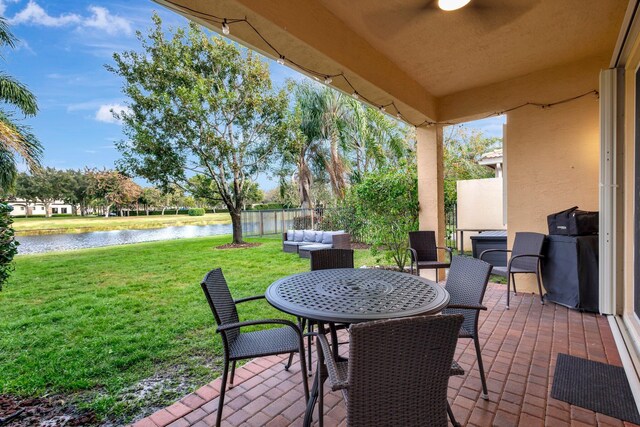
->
[132,284,640,427]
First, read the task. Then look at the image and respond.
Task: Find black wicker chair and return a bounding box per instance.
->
[314,314,464,427]
[480,231,545,309]
[201,268,309,426]
[303,249,354,371]
[310,248,355,271]
[407,231,452,279]
[442,255,493,401]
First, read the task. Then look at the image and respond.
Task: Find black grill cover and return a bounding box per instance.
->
[541,235,599,313]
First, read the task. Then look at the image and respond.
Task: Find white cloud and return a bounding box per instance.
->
[0,0,21,18]
[95,103,131,124]
[9,1,81,27]
[83,6,132,36]
[7,2,132,36]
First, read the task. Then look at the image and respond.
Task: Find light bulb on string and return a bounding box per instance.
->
[222,19,230,35]
[379,105,386,112]
[276,56,285,65]
[396,112,402,119]
[352,91,359,99]
[324,76,333,85]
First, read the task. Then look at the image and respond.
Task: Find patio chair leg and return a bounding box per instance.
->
[285,352,294,370]
[216,359,229,427]
[447,402,461,427]
[506,273,511,310]
[536,271,545,305]
[474,336,489,400]
[229,360,236,387]
[298,331,310,402]
[307,321,314,374]
[511,273,517,295]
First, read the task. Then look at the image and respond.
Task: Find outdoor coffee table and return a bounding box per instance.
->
[265,268,450,426]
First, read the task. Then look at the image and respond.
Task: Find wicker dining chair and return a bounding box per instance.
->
[310,248,355,271]
[407,231,452,279]
[315,314,464,427]
[201,268,309,427]
[442,255,493,400]
[480,231,545,309]
[302,248,355,371]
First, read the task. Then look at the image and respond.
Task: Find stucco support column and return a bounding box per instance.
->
[416,125,446,280]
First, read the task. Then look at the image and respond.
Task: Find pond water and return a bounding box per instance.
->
[16,223,234,255]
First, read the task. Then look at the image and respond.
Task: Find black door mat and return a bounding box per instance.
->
[551,353,640,424]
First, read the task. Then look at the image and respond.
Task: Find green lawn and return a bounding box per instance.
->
[12,213,231,235]
[0,236,377,424]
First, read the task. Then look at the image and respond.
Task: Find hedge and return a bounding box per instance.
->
[188,208,205,216]
[0,202,18,290]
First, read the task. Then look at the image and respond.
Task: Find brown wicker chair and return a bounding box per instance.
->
[201,268,309,426]
[480,231,545,309]
[315,314,464,427]
[442,255,493,400]
[407,230,452,279]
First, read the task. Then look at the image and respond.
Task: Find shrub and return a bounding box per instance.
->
[348,164,419,270]
[0,202,19,290]
[188,208,205,216]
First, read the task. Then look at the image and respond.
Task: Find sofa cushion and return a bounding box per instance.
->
[314,231,324,243]
[302,243,332,250]
[321,232,336,245]
[284,241,311,247]
[303,230,317,242]
[286,230,294,241]
[294,230,305,242]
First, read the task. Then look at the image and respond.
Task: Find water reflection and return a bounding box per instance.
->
[16,224,234,254]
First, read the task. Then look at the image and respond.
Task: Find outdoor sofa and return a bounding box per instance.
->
[282,229,351,258]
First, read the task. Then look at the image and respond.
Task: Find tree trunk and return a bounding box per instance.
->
[44,202,51,218]
[230,209,244,244]
[104,204,112,217]
[161,207,166,215]
[175,207,179,215]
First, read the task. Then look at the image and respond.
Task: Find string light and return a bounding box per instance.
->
[160,0,601,129]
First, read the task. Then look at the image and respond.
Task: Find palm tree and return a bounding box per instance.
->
[341,99,409,179]
[0,17,42,193]
[314,87,351,200]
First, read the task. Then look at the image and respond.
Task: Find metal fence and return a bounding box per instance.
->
[242,208,312,237]
[445,203,458,250]
[243,205,458,247]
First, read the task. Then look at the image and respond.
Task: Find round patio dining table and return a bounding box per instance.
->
[265,268,450,426]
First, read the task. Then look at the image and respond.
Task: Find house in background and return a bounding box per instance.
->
[478,148,503,178]
[7,199,73,217]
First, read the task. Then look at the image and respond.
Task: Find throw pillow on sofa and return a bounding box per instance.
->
[314,231,324,243]
[303,230,317,242]
[287,230,294,241]
[294,230,305,242]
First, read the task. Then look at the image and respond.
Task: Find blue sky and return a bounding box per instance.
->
[2,0,504,190]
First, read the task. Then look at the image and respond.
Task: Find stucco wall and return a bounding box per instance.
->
[456,178,506,250]
[505,95,600,292]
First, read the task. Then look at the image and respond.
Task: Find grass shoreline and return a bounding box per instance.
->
[12,213,232,236]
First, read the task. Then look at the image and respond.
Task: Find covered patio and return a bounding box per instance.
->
[133,284,634,427]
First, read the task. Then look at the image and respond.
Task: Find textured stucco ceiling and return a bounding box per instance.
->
[316,0,627,96]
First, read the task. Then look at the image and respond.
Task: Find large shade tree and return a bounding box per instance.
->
[0,17,42,193]
[108,15,287,243]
